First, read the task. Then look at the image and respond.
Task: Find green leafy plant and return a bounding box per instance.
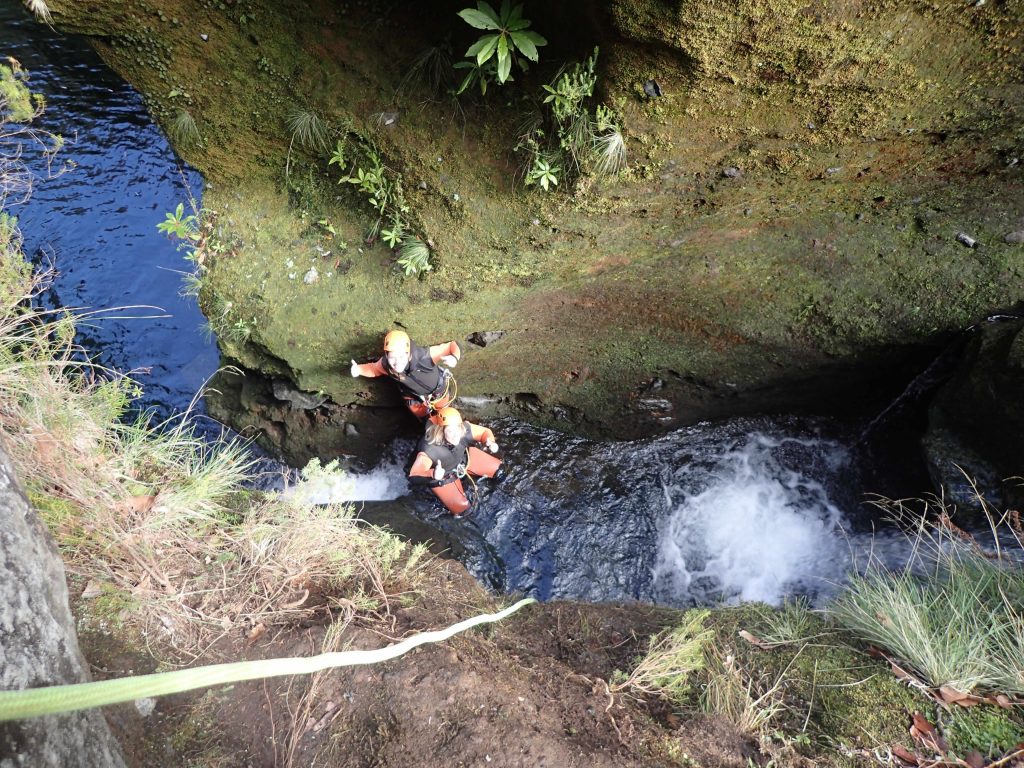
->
[516,48,627,190]
[157,203,199,243]
[455,1,546,94]
[525,155,559,191]
[396,235,432,277]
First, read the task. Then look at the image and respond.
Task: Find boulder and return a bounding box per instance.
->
[0,447,125,768]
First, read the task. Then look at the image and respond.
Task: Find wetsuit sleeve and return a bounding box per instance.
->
[408,452,436,485]
[427,341,461,364]
[353,358,387,377]
[468,423,495,445]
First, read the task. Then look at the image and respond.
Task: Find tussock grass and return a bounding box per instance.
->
[23,0,52,24]
[168,108,200,147]
[831,494,1024,696]
[0,237,421,651]
[700,645,789,733]
[591,126,627,176]
[754,596,816,646]
[286,108,329,153]
[612,609,711,705]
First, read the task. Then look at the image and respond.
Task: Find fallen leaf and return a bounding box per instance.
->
[892,744,919,765]
[964,750,984,768]
[247,622,266,641]
[939,685,982,707]
[995,694,1013,709]
[81,579,104,599]
[911,712,935,735]
[126,495,156,514]
[739,629,775,649]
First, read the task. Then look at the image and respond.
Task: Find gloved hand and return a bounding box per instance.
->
[440,354,458,368]
[432,463,445,481]
[350,359,360,378]
[486,441,499,454]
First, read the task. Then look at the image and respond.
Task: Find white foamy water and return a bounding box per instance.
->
[283,459,410,505]
[652,433,853,605]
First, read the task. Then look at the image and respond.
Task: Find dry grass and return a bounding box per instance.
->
[0,239,423,652]
[700,645,790,734]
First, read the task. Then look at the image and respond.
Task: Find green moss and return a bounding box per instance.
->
[53,0,1024,441]
[703,605,933,764]
[944,705,1024,759]
[0,63,38,123]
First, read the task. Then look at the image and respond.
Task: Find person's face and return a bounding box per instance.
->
[443,423,462,444]
[386,349,409,372]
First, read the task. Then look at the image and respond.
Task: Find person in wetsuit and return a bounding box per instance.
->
[350,329,460,419]
[407,407,501,515]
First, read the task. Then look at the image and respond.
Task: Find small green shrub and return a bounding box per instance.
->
[397,235,432,277]
[455,0,546,94]
[611,609,710,706]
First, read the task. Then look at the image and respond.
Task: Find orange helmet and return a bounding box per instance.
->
[383,329,411,353]
[436,407,463,428]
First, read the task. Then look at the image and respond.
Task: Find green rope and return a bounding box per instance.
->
[0,597,536,721]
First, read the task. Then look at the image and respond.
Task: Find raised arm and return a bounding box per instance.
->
[427,341,461,366]
[350,358,387,378]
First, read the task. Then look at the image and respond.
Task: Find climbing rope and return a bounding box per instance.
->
[0,597,536,722]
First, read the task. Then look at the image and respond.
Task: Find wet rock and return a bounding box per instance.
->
[200,33,209,41]
[466,330,506,348]
[642,79,662,98]
[923,318,1024,512]
[303,267,319,284]
[1003,230,1024,244]
[826,166,842,175]
[955,232,978,248]
[722,166,742,178]
[271,378,327,410]
[344,422,359,437]
[0,447,127,768]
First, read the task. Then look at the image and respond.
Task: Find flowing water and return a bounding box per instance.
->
[4,4,946,608]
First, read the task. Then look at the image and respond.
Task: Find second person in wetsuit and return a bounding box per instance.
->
[350,329,460,419]
[407,407,501,515]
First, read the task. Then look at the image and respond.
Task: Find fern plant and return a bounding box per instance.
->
[455,1,546,94]
[397,236,432,277]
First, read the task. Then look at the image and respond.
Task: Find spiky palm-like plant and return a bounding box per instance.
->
[23,0,52,24]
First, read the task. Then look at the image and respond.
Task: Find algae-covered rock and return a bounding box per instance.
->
[0,446,126,768]
[42,0,1024,454]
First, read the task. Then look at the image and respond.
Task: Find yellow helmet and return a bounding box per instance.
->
[436,407,463,428]
[383,329,410,353]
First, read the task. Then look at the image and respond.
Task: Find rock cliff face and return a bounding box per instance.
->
[924,316,1024,511]
[0,447,125,768]
[43,0,1024,460]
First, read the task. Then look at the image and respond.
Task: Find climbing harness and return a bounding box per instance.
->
[423,367,457,415]
[0,598,536,722]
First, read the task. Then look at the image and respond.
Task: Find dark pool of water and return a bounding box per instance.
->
[2,2,217,421]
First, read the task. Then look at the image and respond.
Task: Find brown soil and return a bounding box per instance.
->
[79,561,702,768]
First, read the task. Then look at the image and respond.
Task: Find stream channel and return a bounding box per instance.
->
[6,5,950,610]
